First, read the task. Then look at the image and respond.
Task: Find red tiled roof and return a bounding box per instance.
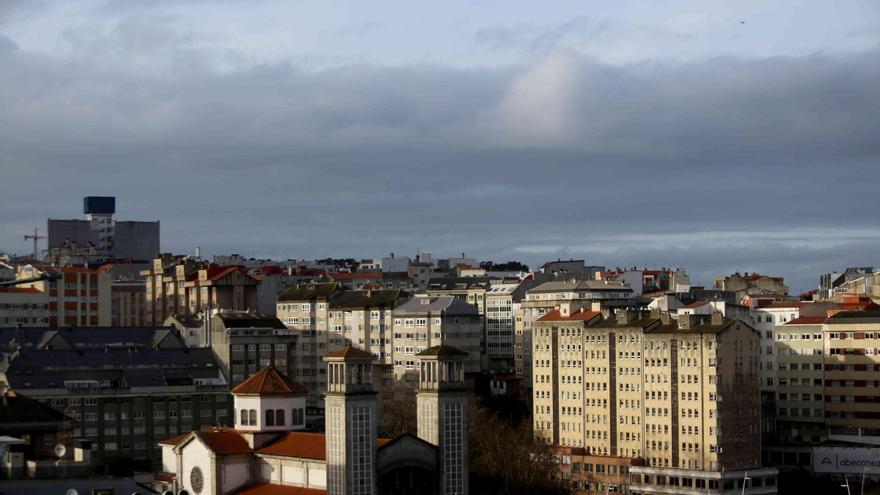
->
[231,366,308,396]
[234,483,326,495]
[324,345,374,359]
[537,309,601,322]
[329,272,382,281]
[158,432,190,446]
[154,472,176,483]
[787,316,827,325]
[681,301,709,309]
[197,429,252,455]
[257,432,327,459]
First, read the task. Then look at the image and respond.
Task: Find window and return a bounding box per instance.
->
[266,409,275,426]
[275,409,285,426]
[249,409,257,426]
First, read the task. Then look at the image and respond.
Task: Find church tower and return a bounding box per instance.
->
[324,346,379,495]
[416,345,469,495]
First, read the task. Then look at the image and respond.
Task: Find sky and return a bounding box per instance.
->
[0,0,878,293]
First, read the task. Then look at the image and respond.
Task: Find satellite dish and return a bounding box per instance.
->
[54,444,67,459]
[65,489,79,495]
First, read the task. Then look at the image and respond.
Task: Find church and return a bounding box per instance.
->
[154,345,470,495]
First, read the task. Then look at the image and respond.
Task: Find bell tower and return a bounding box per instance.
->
[416,345,469,495]
[324,346,379,495]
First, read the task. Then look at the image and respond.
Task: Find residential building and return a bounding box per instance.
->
[485,282,518,368]
[0,287,47,327]
[823,311,880,432]
[712,273,788,301]
[550,447,640,495]
[391,296,482,390]
[208,312,298,388]
[154,347,470,495]
[102,263,149,327]
[598,268,690,295]
[47,196,160,260]
[0,334,228,473]
[253,265,323,315]
[774,315,827,444]
[515,279,633,390]
[533,309,776,494]
[276,284,405,412]
[16,265,111,327]
[329,271,416,291]
[819,267,879,301]
[141,256,259,326]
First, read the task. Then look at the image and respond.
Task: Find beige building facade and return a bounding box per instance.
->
[533,308,774,494]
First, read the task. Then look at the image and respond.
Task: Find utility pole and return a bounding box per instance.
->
[23,228,45,261]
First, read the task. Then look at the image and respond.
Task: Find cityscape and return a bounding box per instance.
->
[1,2,879,495]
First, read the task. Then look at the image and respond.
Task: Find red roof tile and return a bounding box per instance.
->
[234,483,325,495]
[231,366,308,396]
[197,429,252,455]
[537,309,601,322]
[158,432,191,446]
[681,301,709,309]
[257,432,327,459]
[257,432,391,460]
[324,345,374,359]
[787,316,827,325]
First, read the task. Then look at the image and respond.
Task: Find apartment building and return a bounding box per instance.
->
[0,329,228,473]
[823,311,880,432]
[16,265,111,327]
[485,282,518,368]
[0,287,47,327]
[391,295,482,389]
[533,309,775,495]
[141,256,258,325]
[713,273,788,301]
[516,279,633,390]
[207,312,298,387]
[276,284,405,412]
[774,315,827,444]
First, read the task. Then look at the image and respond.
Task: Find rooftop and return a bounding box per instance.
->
[231,366,308,396]
[393,296,478,316]
[536,309,602,322]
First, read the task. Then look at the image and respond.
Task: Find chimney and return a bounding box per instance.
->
[649,307,661,319]
[616,309,638,325]
[660,312,672,325]
[678,314,695,330]
[711,311,724,326]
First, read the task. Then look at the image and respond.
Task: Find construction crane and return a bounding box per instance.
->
[23,228,44,261]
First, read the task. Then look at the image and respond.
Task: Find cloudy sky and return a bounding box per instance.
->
[1,0,878,292]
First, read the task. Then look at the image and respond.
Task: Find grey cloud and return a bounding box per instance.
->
[474,16,694,56]
[0,26,877,293]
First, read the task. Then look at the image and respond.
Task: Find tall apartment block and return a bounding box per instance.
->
[47,196,160,260]
[276,284,404,412]
[533,308,777,494]
[485,282,518,369]
[516,279,633,390]
[276,284,484,412]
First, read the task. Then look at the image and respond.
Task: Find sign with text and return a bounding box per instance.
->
[813,447,880,474]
